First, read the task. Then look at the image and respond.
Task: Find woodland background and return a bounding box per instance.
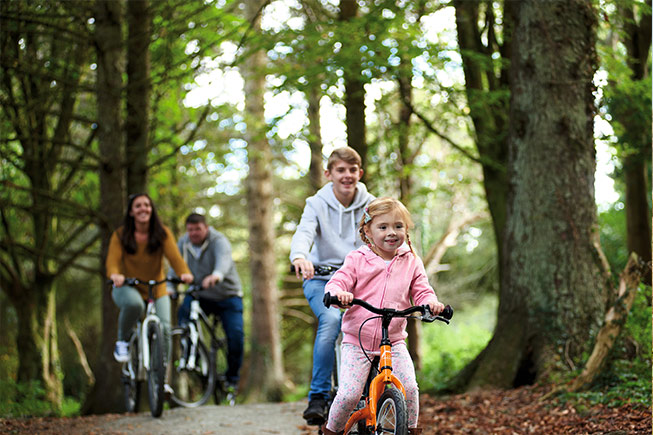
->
[0,0,651,418]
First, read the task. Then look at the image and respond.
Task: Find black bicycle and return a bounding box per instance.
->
[168,284,233,407]
[291,264,340,425]
[111,277,182,417]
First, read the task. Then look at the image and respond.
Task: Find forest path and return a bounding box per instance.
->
[1,387,650,434]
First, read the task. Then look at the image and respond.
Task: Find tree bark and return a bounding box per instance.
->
[83,0,125,414]
[459,0,605,390]
[242,0,285,402]
[126,0,151,195]
[307,85,325,192]
[453,0,515,290]
[615,0,652,283]
[339,0,368,178]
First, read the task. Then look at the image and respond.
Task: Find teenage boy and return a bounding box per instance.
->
[290,146,375,423]
[168,213,244,392]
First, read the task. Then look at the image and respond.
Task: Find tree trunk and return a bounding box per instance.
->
[83,0,125,414]
[461,0,605,390]
[616,1,652,283]
[339,0,367,177]
[242,0,285,402]
[307,85,325,192]
[126,0,151,195]
[453,0,514,290]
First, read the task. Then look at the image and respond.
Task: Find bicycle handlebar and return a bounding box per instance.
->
[168,282,204,301]
[107,277,185,288]
[289,264,337,276]
[323,292,453,324]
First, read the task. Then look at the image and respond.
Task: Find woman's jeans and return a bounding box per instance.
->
[303,278,342,401]
[178,295,245,385]
[112,285,172,362]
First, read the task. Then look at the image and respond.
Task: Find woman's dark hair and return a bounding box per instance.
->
[120,193,167,254]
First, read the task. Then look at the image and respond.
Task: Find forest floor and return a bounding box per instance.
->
[0,385,650,434]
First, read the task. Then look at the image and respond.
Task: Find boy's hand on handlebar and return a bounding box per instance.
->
[292,258,314,280]
[110,274,125,287]
[336,290,354,306]
[181,273,194,284]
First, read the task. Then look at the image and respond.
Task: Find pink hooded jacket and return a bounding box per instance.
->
[325,244,437,351]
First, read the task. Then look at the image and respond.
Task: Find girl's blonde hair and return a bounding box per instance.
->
[359,197,414,254]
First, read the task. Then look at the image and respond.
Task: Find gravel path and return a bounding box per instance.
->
[94,401,316,435]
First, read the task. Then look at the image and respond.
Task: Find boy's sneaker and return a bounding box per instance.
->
[303,397,327,424]
[113,340,129,362]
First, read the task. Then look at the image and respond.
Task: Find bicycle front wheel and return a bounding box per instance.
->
[375,388,408,435]
[169,327,215,407]
[122,333,141,413]
[147,322,165,417]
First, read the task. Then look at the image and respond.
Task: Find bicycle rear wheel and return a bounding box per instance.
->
[375,388,408,435]
[147,321,165,417]
[169,327,215,407]
[122,333,141,413]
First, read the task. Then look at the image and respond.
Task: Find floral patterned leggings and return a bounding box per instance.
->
[325,342,419,432]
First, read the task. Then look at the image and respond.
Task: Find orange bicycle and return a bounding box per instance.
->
[322,292,452,435]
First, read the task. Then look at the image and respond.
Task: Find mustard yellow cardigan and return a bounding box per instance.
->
[106,225,190,299]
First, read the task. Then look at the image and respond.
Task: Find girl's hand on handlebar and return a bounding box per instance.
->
[110,274,125,287]
[428,299,445,316]
[292,258,314,280]
[336,290,354,306]
[181,273,194,284]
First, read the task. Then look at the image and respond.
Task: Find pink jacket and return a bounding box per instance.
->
[325,245,437,351]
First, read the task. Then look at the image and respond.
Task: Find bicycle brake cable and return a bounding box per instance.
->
[358,315,383,367]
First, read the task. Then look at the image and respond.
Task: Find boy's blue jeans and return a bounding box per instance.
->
[178,295,244,385]
[303,278,342,401]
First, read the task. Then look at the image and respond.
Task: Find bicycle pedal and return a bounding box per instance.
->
[306,416,326,426]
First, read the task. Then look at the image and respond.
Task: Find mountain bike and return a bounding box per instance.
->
[168,284,234,407]
[290,264,341,425]
[322,292,453,435]
[112,277,182,418]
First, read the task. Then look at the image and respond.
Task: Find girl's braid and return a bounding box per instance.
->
[406,232,415,255]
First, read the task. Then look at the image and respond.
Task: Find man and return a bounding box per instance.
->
[168,213,244,391]
[290,146,375,423]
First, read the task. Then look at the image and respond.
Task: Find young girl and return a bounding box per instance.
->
[321,197,444,435]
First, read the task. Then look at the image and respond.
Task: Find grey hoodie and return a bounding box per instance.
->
[168,226,243,301]
[289,182,375,280]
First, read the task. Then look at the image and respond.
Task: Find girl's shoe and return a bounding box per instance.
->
[319,423,343,435]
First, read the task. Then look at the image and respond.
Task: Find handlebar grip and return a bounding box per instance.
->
[441,305,453,320]
[323,292,340,308]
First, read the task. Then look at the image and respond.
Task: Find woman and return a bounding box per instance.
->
[106,193,193,367]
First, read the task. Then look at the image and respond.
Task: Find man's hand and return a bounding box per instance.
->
[181,273,194,284]
[292,258,315,280]
[110,273,125,287]
[202,274,220,289]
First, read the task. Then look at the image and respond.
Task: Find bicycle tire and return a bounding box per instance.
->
[212,328,231,405]
[375,388,408,435]
[169,327,215,407]
[147,321,165,417]
[122,333,141,413]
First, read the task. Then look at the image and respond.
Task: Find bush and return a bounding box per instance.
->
[417,295,495,392]
[0,380,52,418]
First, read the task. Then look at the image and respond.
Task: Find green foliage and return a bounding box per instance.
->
[0,380,53,418]
[418,295,496,392]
